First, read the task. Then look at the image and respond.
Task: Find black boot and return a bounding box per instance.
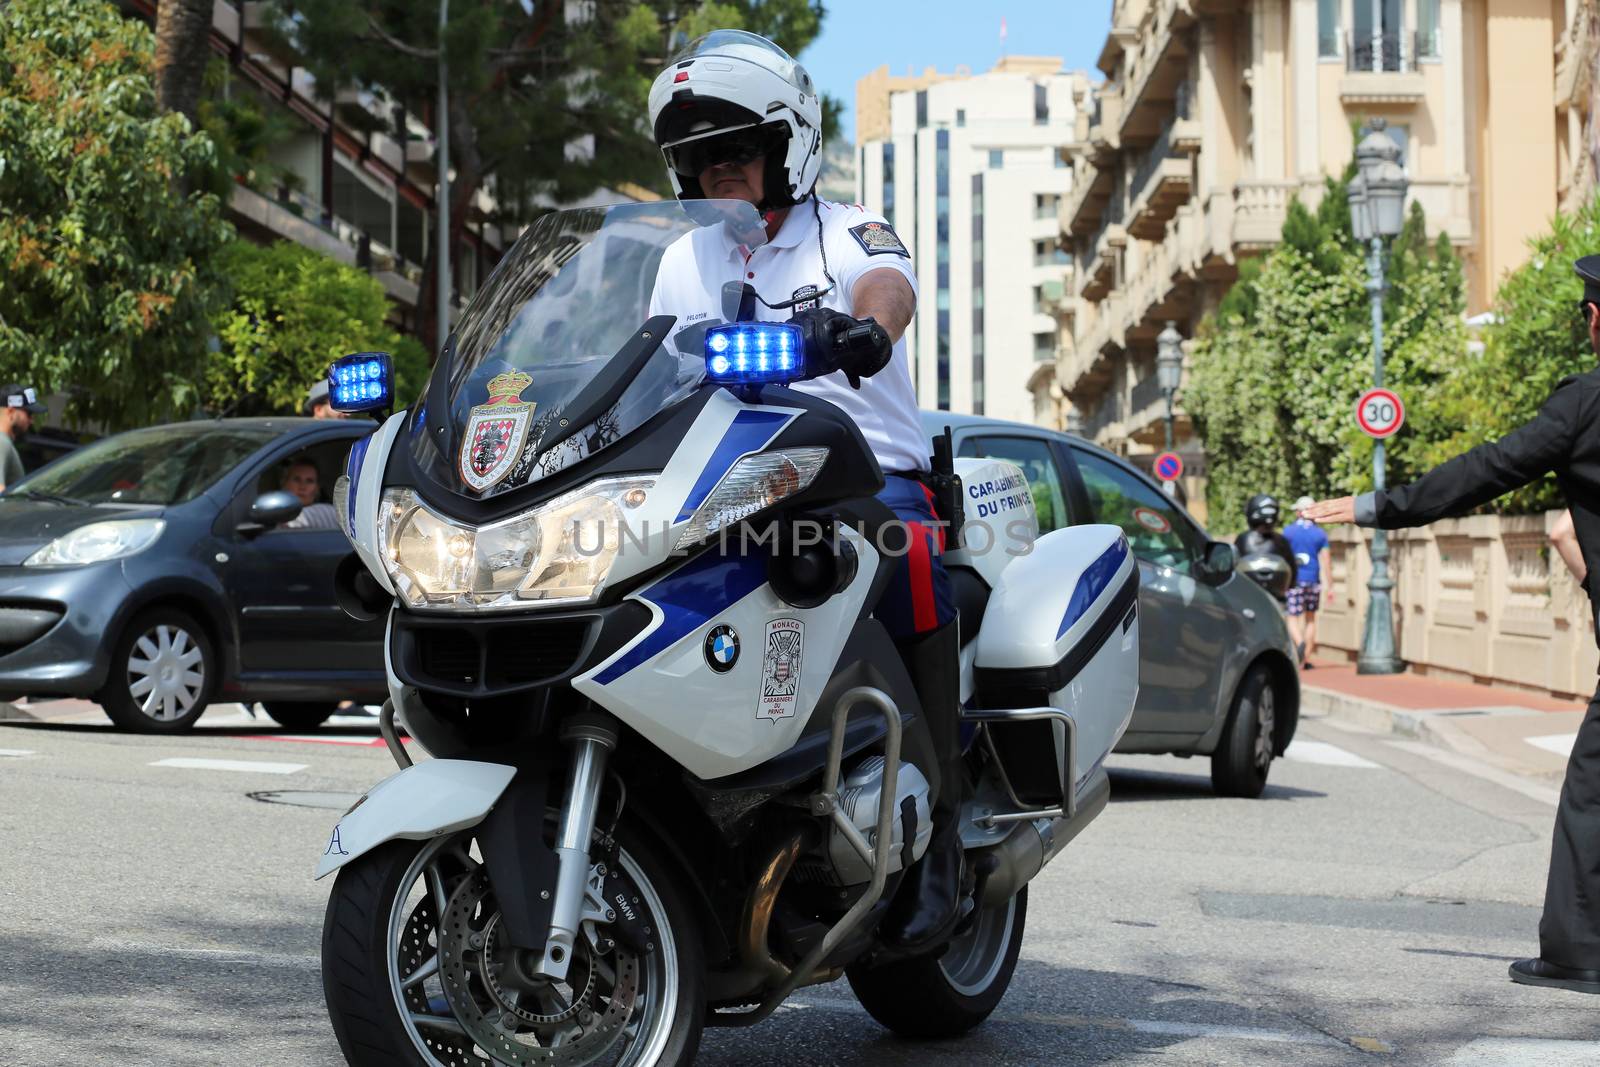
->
[882,619,967,952]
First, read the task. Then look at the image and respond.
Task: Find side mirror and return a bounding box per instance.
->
[1199,540,1235,584]
[240,490,302,535]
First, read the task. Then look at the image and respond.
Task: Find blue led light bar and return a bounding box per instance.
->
[704,322,804,386]
[328,351,394,413]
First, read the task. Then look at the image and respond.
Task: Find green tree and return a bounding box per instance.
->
[280,0,831,355]
[0,0,233,429]
[206,241,429,416]
[1187,186,1466,531]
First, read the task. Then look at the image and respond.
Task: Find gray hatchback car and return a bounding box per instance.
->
[922,412,1300,797]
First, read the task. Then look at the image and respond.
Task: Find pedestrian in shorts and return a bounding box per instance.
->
[1283,496,1332,668]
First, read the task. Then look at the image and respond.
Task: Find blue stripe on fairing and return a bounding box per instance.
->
[673,409,795,523]
[344,432,373,537]
[1057,537,1131,640]
[592,549,769,686]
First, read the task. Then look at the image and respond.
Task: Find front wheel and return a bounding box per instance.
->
[848,886,1027,1038]
[1211,665,1276,798]
[322,822,705,1067]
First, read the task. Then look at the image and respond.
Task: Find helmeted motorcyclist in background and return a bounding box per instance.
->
[646,30,964,951]
[1233,494,1295,602]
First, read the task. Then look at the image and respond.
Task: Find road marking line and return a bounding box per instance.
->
[1283,740,1381,768]
[1527,733,1576,757]
[1444,1037,1600,1065]
[148,757,306,775]
[0,748,37,758]
[1385,740,1560,806]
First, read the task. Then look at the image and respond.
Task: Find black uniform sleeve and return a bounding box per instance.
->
[1272,533,1296,571]
[1374,377,1586,529]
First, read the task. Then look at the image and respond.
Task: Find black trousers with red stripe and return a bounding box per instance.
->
[875,475,956,639]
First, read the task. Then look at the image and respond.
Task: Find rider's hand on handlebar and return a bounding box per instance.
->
[788,307,892,389]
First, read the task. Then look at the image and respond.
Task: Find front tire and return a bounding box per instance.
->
[1211,665,1276,798]
[848,886,1027,1038]
[99,608,215,734]
[322,823,705,1067]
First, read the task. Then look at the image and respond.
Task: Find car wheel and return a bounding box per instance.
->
[1211,665,1275,798]
[100,608,216,734]
[261,702,337,731]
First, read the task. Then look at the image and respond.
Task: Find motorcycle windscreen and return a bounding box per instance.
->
[409,200,769,499]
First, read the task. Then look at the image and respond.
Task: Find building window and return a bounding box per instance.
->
[956,109,966,127]
[1317,0,1340,57]
[989,149,1004,169]
[1054,149,1070,169]
[1033,239,1070,267]
[1033,331,1055,362]
[881,143,895,218]
[1384,123,1410,171]
[1033,193,1058,220]
[1034,83,1049,125]
[916,89,928,129]
[1352,0,1408,72]
[972,172,984,416]
[1416,0,1441,58]
[1032,285,1045,313]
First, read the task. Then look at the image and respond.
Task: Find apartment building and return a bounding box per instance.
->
[856,60,1090,423]
[1055,0,1578,503]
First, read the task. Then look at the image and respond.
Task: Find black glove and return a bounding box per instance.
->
[787,308,892,389]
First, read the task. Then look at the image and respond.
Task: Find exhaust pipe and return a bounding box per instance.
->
[979,770,1111,905]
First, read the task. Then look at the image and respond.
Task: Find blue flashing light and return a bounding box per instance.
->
[328,351,394,413]
[704,323,805,387]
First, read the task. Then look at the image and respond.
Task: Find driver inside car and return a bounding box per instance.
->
[645,30,964,953]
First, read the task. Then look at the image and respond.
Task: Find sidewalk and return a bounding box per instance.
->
[1300,658,1587,783]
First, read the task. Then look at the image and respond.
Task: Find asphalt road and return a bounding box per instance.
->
[1,704,1596,1066]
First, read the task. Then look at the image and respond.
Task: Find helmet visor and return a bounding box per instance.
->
[663,122,788,178]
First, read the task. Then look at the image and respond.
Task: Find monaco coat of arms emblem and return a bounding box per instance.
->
[458,371,537,492]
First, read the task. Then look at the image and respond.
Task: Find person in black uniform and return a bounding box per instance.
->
[1233,493,1296,600]
[1305,255,1600,995]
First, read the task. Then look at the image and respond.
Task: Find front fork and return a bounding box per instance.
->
[535,711,618,981]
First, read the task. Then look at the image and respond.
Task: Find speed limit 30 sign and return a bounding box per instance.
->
[1356,388,1405,439]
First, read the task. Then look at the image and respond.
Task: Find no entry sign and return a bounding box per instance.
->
[1154,452,1184,482]
[1356,388,1405,439]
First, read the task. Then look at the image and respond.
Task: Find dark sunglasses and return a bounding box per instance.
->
[667,125,781,178]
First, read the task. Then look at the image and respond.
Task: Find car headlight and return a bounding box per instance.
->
[379,477,655,611]
[675,447,829,550]
[24,519,166,566]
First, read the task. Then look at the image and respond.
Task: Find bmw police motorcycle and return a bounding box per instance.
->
[315,198,1140,1066]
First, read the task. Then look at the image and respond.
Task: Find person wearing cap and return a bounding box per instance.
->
[1283,496,1333,668]
[306,379,348,420]
[1304,254,1600,995]
[0,385,48,492]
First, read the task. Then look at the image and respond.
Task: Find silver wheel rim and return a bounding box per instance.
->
[938,892,1017,997]
[1253,685,1276,771]
[127,624,205,722]
[386,832,680,1067]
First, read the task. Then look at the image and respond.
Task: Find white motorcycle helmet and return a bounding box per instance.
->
[648,29,822,210]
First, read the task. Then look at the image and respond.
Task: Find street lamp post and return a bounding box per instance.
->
[1156,321,1184,453]
[1347,119,1408,675]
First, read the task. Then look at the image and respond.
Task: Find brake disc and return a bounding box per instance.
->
[436,870,641,1067]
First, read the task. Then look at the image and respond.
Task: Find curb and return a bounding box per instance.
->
[0,702,36,722]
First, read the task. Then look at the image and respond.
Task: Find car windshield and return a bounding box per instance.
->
[412,198,768,498]
[6,425,278,507]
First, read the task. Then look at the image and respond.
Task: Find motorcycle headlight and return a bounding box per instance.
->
[24,518,166,566]
[379,477,654,611]
[675,447,828,550]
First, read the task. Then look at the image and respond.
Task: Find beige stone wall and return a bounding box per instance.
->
[1318,513,1598,701]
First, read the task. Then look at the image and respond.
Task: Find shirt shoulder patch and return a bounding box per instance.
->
[848,220,909,258]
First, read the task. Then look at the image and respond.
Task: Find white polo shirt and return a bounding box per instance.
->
[648,198,929,474]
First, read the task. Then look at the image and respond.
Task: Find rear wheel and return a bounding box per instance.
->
[322,821,705,1067]
[261,702,337,731]
[1211,666,1276,798]
[99,608,215,734]
[848,887,1027,1039]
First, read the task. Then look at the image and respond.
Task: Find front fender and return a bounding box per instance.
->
[315,759,517,880]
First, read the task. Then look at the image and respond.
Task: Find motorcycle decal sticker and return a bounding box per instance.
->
[324,824,349,858]
[790,284,820,312]
[705,625,740,673]
[758,618,804,721]
[459,370,537,492]
[848,220,909,257]
[1131,507,1171,534]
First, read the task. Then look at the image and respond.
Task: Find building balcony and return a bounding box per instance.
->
[1126,122,1193,240]
[241,1,299,68]
[1339,31,1427,103]
[1088,90,1122,167]
[1080,224,1125,303]
[1118,0,1194,147]
[1063,164,1113,236]
[1232,179,1298,250]
[211,0,240,45]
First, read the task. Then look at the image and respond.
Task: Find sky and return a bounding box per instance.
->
[797,1,1113,143]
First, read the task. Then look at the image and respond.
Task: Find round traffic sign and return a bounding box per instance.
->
[1356,388,1405,439]
[1154,452,1184,482]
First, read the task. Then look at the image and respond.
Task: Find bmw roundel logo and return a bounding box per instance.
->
[705,625,739,673]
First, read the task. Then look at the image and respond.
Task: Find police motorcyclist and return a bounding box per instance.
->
[1233,494,1295,601]
[646,30,963,952]
[1306,255,1600,995]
